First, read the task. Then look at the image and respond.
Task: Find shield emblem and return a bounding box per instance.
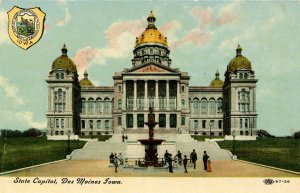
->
[7,6,46,50]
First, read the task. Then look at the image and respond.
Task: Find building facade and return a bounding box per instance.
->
[46,11,258,137]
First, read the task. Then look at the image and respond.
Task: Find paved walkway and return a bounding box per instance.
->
[3,160,299,177]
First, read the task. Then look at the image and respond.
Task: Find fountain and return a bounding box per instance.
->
[138,107,165,167]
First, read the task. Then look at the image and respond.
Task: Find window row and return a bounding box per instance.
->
[193,120,223,129]
[194,132,223,137]
[239,118,255,129]
[192,98,222,114]
[238,89,249,101]
[126,114,178,128]
[81,120,111,129]
[55,73,65,79]
[81,98,112,114]
[238,72,249,80]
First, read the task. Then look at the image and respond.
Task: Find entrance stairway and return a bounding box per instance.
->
[70,134,232,160]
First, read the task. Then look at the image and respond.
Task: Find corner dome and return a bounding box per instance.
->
[79,70,94,87]
[227,45,252,72]
[52,44,77,73]
[210,70,224,88]
[135,11,168,48]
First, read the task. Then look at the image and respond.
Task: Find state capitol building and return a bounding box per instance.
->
[46,11,258,137]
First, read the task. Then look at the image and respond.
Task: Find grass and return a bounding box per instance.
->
[79,135,112,141]
[0,137,86,173]
[216,138,300,172]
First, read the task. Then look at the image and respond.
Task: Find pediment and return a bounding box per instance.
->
[128,63,178,73]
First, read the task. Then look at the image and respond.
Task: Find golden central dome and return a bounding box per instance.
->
[135,11,168,48]
[227,45,252,72]
[52,44,77,72]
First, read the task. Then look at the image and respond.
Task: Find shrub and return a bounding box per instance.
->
[22,128,42,137]
[294,131,300,139]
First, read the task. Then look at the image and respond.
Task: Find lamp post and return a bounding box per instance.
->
[67,130,71,154]
[209,121,213,139]
[90,122,94,139]
[232,130,236,155]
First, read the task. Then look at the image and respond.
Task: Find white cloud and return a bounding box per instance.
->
[0,11,9,45]
[0,110,46,129]
[56,8,71,26]
[0,76,26,105]
[57,0,67,6]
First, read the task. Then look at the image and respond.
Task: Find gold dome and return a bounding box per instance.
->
[52,44,77,72]
[79,70,94,87]
[210,70,224,88]
[227,45,252,72]
[135,11,168,48]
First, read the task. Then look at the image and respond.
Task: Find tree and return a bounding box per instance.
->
[293,131,300,139]
[257,129,275,138]
[22,128,42,137]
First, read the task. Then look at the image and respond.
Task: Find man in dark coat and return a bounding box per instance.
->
[164,150,169,165]
[190,149,197,169]
[167,154,173,173]
[183,155,188,173]
[203,151,209,170]
[109,152,114,164]
[174,150,182,165]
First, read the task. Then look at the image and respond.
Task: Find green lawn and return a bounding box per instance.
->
[0,137,86,173]
[216,138,300,172]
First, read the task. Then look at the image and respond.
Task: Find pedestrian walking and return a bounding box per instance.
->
[174,150,182,165]
[164,150,169,165]
[122,134,125,142]
[202,151,209,170]
[109,152,114,164]
[114,153,120,173]
[167,154,173,173]
[125,135,128,141]
[183,155,188,173]
[118,152,124,165]
[190,149,197,169]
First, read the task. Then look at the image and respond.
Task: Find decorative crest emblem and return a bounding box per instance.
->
[7,6,46,50]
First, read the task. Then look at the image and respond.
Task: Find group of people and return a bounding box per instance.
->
[122,134,128,142]
[164,149,211,173]
[109,152,124,173]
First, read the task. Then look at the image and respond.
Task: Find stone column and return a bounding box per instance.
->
[249,87,253,112]
[122,114,126,129]
[155,80,159,111]
[133,113,137,129]
[253,87,256,111]
[155,113,159,129]
[166,80,169,110]
[122,81,126,111]
[177,81,181,110]
[177,114,181,129]
[166,113,170,129]
[133,80,137,110]
[144,80,148,110]
[48,87,52,111]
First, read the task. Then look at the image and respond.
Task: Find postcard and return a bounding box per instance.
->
[0,0,299,193]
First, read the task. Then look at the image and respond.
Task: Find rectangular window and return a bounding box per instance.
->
[118,117,122,126]
[202,120,206,129]
[137,98,144,110]
[218,120,222,129]
[181,86,184,92]
[126,114,133,128]
[245,119,248,129]
[61,119,64,128]
[105,120,110,129]
[118,85,122,92]
[127,97,133,111]
[240,119,243,129]
[81,120,85,129]
[97,120,101,129]
[169,97,176,110]
[170,114,177,128]
[159,97,165,110]
[159,114,166,128]
[56,119,59,128]
[137,114,144,128]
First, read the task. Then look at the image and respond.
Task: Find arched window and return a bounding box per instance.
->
[239,73,243,79]
[96,98,102,113]
[118,99,122,110]
[201,98,207,114]
[60,73,64,79]
[240,131,244,135]
[245,131,249,136]
[217,98,222,113]
[104,98,110,114]
[81,120,85,129]
[88,98,94,114]
[240,119,243,129]
[56,73,59,79]
[97,120,101,129]
[241,89,246,100]
[193,98,199,114]
[245,119,248,129]
[219,132,222,136]
[118,116,122,126]
[218,120,222,129]
[244,73,248,79]
[81,98,86,113]
[209,98,215,114]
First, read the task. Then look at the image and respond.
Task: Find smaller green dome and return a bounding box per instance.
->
[227,45,252,72]
[52,44,77,72]
[79,70,94,87]
[210,70,224,88]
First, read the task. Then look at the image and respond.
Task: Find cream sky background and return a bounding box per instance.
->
[0,0,299,136]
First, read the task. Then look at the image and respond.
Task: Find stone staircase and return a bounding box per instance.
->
[70,134,232,160]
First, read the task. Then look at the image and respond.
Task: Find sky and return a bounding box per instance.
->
[0,0,299,136]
